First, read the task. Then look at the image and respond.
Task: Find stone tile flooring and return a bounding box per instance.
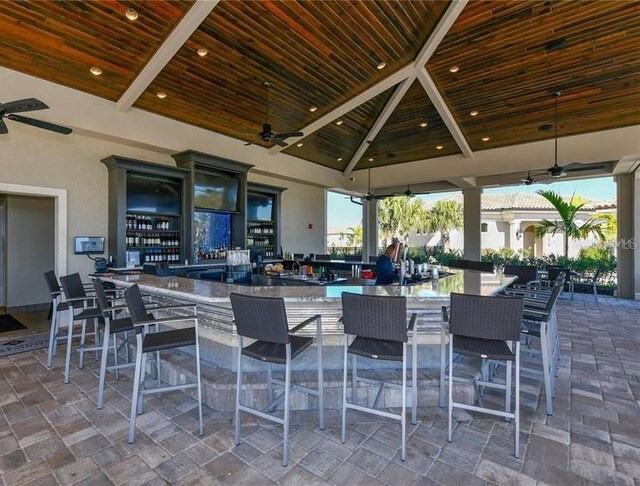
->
[1,294,639,485]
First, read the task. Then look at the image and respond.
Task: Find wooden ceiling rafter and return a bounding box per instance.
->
[343,0,470,175]
[116,0,219,112]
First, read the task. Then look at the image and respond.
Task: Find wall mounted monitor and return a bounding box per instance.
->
[194,172,239,212]
[74,236,105,255]
[247,193,274,221]
[126,173,181,214]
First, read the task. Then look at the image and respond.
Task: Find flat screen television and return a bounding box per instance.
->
[194,172,239,212]
[74,236,105,255]
[126,173,181,214]
[247,193,273,221]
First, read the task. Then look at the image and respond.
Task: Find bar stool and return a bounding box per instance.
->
[229,293,324,467]
[124,284,203,444]
[443,293,524,458]
[340,292,417,462]
[93,279,134,409]
[58,273,104,384]
[504,264,539,289]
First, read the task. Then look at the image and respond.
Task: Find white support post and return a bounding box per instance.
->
[463,188,482,260]
[362,199,378,262]
[616,173,635,299]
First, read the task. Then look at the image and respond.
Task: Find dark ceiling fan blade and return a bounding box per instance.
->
[6,114,72,134]
[0,98,48,114]
[373,194,395,200]
[0,119,8,134]
[564,163,605,172]
[273,131,304,139]
[271,138,288,148]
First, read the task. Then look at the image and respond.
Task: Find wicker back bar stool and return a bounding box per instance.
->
[229,293,325,467]
[340,292,417,462]
[443,293,524,457]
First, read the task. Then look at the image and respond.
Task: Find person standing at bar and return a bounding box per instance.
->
[375,241,399,285]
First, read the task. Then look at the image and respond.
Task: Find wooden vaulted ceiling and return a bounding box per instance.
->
[0,1,639,174]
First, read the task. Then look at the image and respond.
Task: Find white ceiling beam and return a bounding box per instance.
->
[343,76,414,176]
[116,0,218,112]
[447,176,477,189]
[268,64,415,154]
[417,67,473,158]
[413,0,469,69]
[341,1,469,175]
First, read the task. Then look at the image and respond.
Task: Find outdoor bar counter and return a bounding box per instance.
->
[104,269,516,372]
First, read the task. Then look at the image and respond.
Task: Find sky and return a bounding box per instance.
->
[327,176,615,229]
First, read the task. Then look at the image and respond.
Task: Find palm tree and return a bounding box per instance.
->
[346,225,363,247]
[534,190,605,257]
[423,200,463,250]
[378,196,428,245]
[597,212,617,242]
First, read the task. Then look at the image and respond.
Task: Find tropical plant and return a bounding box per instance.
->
[534,190,605,257]
[422,200,463,250]
[597,212,617,241]
[378,196,429,245]
[346,225,363,247]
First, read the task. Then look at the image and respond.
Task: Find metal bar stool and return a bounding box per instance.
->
[340,292,417,462]
[58,273,104,384]
[124,284,203,444]
[229,293,324,468]
[443,293,524,458]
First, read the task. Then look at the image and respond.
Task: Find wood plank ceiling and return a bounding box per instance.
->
[0,1,192,101]
[426,0,640,151]
[0,1,639,172]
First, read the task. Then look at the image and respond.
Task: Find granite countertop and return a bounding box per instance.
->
[104,269,515,305]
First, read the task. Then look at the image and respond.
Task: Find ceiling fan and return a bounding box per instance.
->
[541,92,604,178]
[0,98,72,135]
[245,82,303,147]
[363,165,395,201]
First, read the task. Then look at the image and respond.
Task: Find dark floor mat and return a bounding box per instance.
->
[0,314,28,333]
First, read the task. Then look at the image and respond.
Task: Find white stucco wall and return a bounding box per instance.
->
[0,123,327,280]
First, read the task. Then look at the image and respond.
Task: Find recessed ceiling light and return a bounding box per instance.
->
[309,105,318,112]
[89,66,102,76]
[482,136,490,142]
[470,110,479,116]
[420,122,428,128]
[336,120,343,125]
[449,65,460,73]
[376,61,386,70]
[337,157,343,162]
[157,91,167,99]
[125,8,138,21]
[197,48,208,57]
[436,145,443,150]
[368,158,374,162]
[296,143,303,147]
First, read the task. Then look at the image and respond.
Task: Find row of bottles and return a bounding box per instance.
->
[247,222,274,234]
[127,232,180,247]
[144,248,181,263]
[247,237,273,247]
[126,214,173,231]
[197,248,227,260]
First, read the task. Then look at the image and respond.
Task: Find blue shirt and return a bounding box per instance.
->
[375,255,397,285]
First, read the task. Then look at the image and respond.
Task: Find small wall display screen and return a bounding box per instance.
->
[194,172,239,212]
[126,174,181,214]
[74,236,105,255]
[247,193,274,221]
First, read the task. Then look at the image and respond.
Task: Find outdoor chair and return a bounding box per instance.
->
[574,269,600,303]
[504,264,539,288]
[546,267,574,300]
[520,283,563,415]
[124,284,203,444]
[442,293,524,458]
[340,292,417,462]
[58,273,104,384]
[467,260,495,273]
[315,254,331,261]
[230,293,324,467]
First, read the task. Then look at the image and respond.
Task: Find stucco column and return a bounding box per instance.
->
[507,220,521,250]
[463,188,482,260]
[616,173,635,299]
[362,198,378,261]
